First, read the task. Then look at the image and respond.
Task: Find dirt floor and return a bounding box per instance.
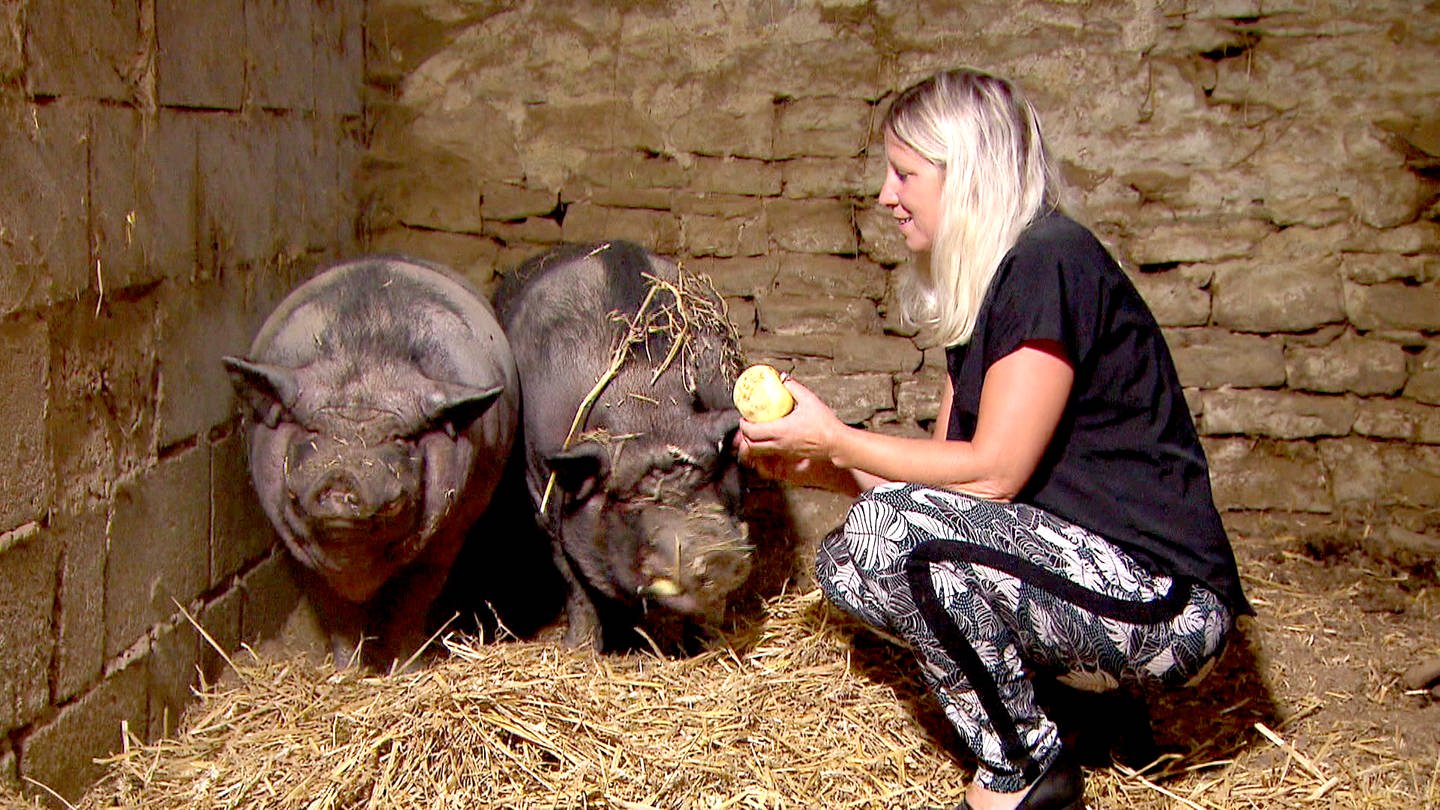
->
[2,529,1437,809]
[806,527,1440,809]
[1087,531,1440,808]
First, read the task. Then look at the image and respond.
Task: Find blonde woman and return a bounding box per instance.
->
[738,68,1249,810]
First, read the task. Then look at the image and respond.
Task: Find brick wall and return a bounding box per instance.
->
[363,0,1440,574]
[0,0,363,802]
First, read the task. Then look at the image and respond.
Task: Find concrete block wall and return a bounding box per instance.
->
[363,0,1440,574]
[0,0,364,803]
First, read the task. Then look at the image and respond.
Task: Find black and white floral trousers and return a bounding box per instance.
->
[816,483,1233,792]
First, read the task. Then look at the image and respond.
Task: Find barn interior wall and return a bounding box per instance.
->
[0,0,363,801]
[363,0,1440,576]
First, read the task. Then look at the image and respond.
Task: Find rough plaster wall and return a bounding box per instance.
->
[363,0,1440,575]
[0,0,364,802]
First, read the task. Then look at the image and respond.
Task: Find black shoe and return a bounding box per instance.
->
[953,751,1085,810]
[1016,751,1084,810]
[1035,679,1159,771]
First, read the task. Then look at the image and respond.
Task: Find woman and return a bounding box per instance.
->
[737,68,1249,810]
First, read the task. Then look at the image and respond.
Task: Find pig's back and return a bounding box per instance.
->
[495,241,674,424]
[255,255,512,393]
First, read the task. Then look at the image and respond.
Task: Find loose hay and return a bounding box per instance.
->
[5,562,1438,809]
[58,592,969,810]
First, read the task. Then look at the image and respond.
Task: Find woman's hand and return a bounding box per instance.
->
[737,377,838,460]
[733,340,1073,498]
[735,377,865,492]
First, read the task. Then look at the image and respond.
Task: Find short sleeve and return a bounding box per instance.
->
[978,242,1081,371]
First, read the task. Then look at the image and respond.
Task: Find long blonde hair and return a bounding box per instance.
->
[884,68,1062,348]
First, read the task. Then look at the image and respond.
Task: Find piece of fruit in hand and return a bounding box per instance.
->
[732,364,795,422]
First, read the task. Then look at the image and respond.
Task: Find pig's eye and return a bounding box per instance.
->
[290,436,320,465]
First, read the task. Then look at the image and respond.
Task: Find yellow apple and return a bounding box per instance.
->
[732,363,795,422]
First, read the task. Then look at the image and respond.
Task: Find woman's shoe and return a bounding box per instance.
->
[1018,753,1083,809]
[952,751,1085,810]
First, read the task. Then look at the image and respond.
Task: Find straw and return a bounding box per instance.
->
[2,536,1436,810]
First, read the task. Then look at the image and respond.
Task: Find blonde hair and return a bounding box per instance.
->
[884,68,1062,347]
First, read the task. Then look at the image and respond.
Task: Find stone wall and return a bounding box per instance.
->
[364,0,1440,574]
[0,0,363,802]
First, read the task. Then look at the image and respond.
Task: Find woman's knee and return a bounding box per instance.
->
[838,488,919,577]
[1139,592,1234,689]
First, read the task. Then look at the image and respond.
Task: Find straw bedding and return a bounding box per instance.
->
[4,537,1438,809]
[36,592,973,810]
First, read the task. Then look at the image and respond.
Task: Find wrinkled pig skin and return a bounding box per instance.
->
[224,255,518,670]
[495,241,753,652]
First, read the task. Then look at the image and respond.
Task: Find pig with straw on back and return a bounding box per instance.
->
[224,255,518,670]
[495,241,754,652]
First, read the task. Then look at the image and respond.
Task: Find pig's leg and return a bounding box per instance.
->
[555,545,603,649]
[302,580,367,669]
[373,527,467,671]
[375,569,448,671]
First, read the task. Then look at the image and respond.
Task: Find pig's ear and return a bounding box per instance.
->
[223,356,298,428]
[546,443,608,501]
[423,382,504,438]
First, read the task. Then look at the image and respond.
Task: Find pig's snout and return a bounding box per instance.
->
[295,457,412,527]
[636,508,753,612]
[308,468,368,519]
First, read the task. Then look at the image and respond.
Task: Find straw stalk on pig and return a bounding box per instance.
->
[495,240,753,652]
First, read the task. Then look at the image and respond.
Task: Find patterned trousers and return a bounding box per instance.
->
[816,483,1233,792]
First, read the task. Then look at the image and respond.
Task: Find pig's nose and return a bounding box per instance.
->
[310,470,364,518]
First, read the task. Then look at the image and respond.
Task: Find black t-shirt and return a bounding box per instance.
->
[945,211,1250,615]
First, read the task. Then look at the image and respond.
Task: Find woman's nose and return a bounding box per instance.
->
[878,175,899,206]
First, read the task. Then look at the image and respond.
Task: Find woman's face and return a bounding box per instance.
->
[878,131,944,253]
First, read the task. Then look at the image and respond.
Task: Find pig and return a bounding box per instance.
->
[224,255,518,670]
[494,240,754,652]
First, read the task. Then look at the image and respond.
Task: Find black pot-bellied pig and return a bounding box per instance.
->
[224,255,518,670]
[495,241,753,651]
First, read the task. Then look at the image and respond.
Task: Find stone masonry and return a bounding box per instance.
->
[0,0,362,803]
[363,0,1439,577]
